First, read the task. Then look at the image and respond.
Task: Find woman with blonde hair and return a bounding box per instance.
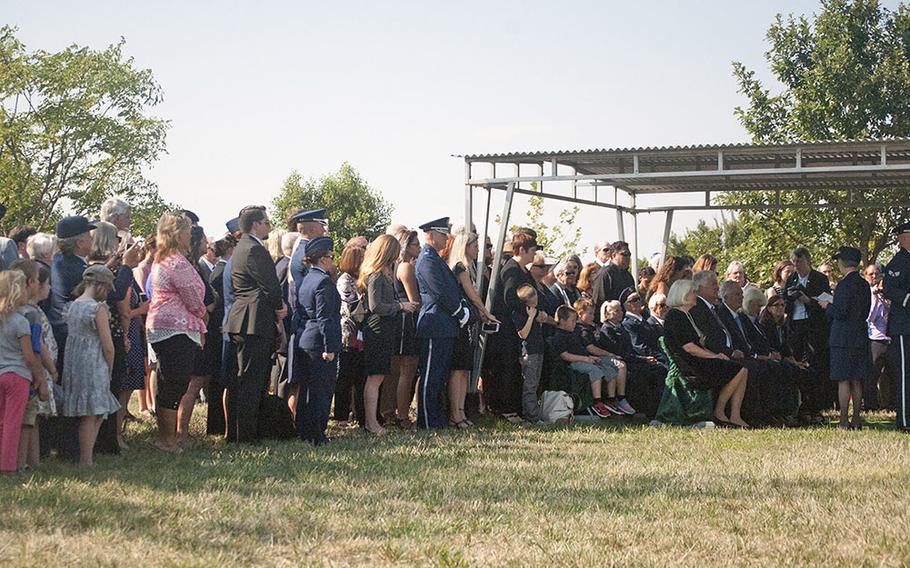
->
[146,212,207,452]
[447,229,497,428]
[390,226,422,429]
[358,235,418,435]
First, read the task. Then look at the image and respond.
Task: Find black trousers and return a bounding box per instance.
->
[789,319,830,414]
[892,335,910,430]
[335,349,366,424]
[296,351,337,445]
[226,333,273,443]
[482,328,522,415]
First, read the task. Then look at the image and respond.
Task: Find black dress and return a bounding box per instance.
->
[363,272,398,376]
[393,271,418,357]
[450,262,474,371]
[663,308,743,391]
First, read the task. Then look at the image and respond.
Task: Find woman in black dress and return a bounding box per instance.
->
[447,229,498,428]
[662,279,750,428]
[359,235,418,436]
[391,227,421,429]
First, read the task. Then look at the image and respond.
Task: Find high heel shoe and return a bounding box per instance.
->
[449,419,472,430]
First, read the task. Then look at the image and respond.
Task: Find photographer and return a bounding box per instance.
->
[784,246,832,423]
[864,262,891,411]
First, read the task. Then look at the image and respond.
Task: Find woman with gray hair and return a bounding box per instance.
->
[662,279,749,428]
[550,257,581,306]
[27,232,57,313]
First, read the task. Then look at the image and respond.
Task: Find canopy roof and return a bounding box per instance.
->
[460,138,910,200]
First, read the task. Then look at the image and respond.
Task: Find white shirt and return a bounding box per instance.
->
[792,272,810,320]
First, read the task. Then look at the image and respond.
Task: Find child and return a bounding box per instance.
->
[574,299,635,415]
[513,284,545,423]
[9,260,57,472]
[60,265,120,467]
[549,305,615,419]
[0,271,47,475]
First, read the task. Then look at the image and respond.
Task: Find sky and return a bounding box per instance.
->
[7,0,897,259]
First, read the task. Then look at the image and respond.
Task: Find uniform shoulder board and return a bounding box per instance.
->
[889,270,901,277]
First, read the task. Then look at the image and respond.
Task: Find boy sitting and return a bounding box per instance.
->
[550,305,617,418]
[573,299,635,415]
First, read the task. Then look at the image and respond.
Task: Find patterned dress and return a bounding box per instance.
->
[60,299,121,417]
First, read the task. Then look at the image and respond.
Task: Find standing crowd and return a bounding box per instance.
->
[0,197,908,473]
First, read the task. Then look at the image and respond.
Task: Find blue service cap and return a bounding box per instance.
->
[291,208,327,224]
[304,236,333,257]
[0,203,6,221]
[179,209,200,224]
[418,217,450,234]
[894,221,910,235]
[56,215,97,239]
[225,217,240,233]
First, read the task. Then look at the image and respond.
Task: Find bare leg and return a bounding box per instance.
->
[364,374,386,435]
[396,355,418,421]
[147,368,158,414]
[78,416,103,466]
[287,384,299,420]
[155,408,179,452]
[727,369,750,427]
[17,425,33,470]
[177,376,209,446]
[27,425,38,468]
[448,370,469,425]
[838,381,851,426]
[715,368,747,423]
[116,390,132,450]
[606,379,616,398]
[614,361,627,397]
[591,379,602,399]
[851,380,863,425]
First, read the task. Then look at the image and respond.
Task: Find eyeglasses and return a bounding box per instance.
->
[627,297,642,304]
[618,251,632,257]
[531,264,547,269]
[600,248,610,252]
[564,271,577,276]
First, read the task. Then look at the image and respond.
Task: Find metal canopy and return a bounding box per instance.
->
[461,138,910,389]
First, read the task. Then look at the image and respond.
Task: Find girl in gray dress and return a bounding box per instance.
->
[61,265,120,466]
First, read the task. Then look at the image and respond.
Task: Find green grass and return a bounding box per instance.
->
[3,408,910,567]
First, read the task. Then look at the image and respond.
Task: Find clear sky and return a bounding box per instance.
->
[7,0,897,259]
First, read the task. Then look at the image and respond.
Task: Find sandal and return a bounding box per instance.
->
[449,419,472,430]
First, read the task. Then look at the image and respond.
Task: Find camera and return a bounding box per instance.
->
[481,322,500,334]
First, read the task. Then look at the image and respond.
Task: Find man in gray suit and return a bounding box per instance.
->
[225,206,287,443]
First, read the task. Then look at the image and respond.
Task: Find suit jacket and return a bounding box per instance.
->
[740,313,773,356]
[827,270,871,348]
[296,266,342,354]
[689,296,734,356]
[884,247,910,336]
[288,238,309,314]
[275,255,290,300]
[715,301,753,356]
[226,234,283,338]
[591,263,635,323]
[415,244,464,339]
[549,281,579,307]
[209,259,228,334]
[784,269,831,332]
[491,258,535,318]
[198,258,214,284]
[647,315,664,335]
[622,313,665,360]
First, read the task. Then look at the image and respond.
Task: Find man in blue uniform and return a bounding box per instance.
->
[294,236,341,445]
[414,217,470,429]
[884,221,910,430]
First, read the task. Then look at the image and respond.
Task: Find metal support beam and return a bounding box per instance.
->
[630,196,639,288]
[881,144,887,166]
[658,210,674,273]
[470,186,493,390]
[464,161,472,233]
[473,181,516,390]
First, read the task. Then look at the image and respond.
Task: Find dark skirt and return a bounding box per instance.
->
[364,313,396,376]
[830,345,871,381]
[450,324,474,371]
[679,355,743,391]
[193,329,223,378]
[395,311,418,357]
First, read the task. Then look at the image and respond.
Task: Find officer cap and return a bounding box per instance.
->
[56,215,97,239]
[418,217,450,234]
[831,246,861,264]
[291,209,328,224]
[225,217,240,233]
[893,221,910,235]
[304,236,333,258]
[179,209,200,224]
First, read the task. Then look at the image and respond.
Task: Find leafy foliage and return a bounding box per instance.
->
[271,163,393,256]
[0,26,171,233]
[497,184,584,259]
[675,0,910,284]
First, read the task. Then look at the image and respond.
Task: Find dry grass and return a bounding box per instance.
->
[2,409,910,567]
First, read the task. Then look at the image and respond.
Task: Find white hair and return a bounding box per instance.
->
[666,279,698,308]
[281,232,300,257]
[692,269,717,290]
[600,300,622,322]
[719,279,742,300]
[26,232,57,262]
[648,292,667,312]
[100,197,130,223]
[742,286,767,314]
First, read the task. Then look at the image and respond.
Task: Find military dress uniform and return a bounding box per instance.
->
[884,222,910,430]
[415,217,470,429]
[294,237,342,445]
[287,208,327,390]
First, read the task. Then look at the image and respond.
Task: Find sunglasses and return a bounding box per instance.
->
[654,303,667,308]
[618,251,632,257]
[564,271,577,276]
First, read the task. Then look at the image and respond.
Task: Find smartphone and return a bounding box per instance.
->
[481,322,500,334]
[139,292,148,303]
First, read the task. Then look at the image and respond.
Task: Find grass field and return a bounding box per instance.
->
[3,408,910,567]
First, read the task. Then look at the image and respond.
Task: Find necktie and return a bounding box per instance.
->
[710,305,733,348]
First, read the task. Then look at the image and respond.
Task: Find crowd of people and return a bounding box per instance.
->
[0,197,908,474]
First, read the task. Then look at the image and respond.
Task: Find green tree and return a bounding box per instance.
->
[496,183,583,259]
[721,0,910,276]
[0,26,170,232]
[271,163,393,255]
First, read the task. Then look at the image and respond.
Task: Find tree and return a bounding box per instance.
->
[0,26,170,233]
[721,0,910,276]
[496,183,584,259]
[271,163,393,255]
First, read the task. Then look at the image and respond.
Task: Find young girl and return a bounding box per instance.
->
[9,260,57,472]
[60,265,120,466]
[0,271,47,475]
